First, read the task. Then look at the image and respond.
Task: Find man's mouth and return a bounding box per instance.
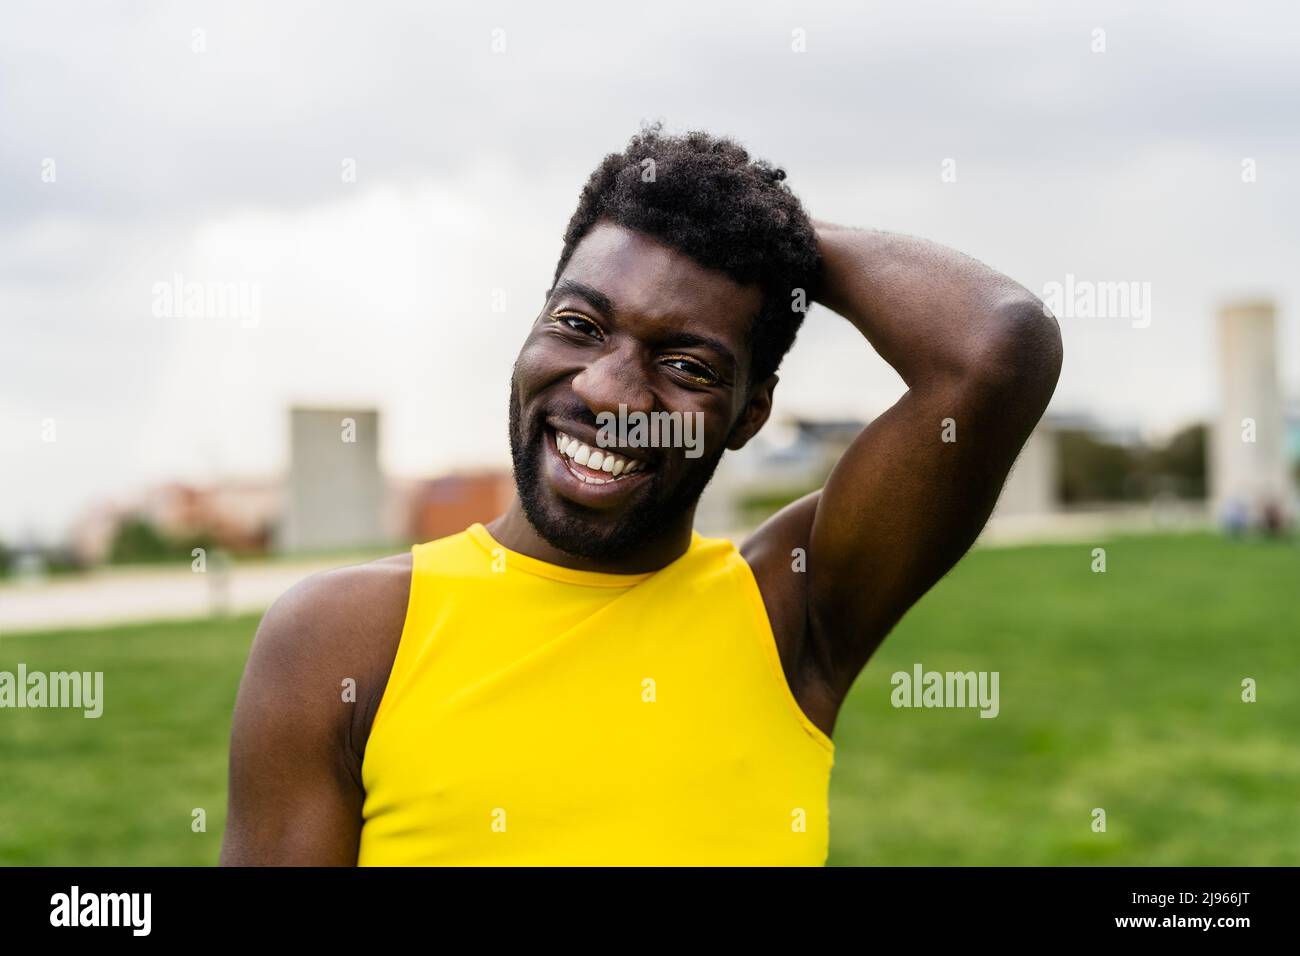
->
[551,428,650,485]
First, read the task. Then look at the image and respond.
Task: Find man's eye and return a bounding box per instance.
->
[664,357,718,385]
[552,312,601,338]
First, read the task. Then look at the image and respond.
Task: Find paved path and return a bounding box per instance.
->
[0,509,1206,636]
[0,555,383,636]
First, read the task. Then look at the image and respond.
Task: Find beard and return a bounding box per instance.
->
[507,375,730,562]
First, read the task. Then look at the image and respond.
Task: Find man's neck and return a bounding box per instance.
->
[484,502,695,575]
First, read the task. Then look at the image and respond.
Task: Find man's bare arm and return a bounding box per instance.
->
[219,557,409,866]
[799,223,1062,695]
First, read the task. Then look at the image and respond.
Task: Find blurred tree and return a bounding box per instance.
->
[108,517,173,564]
[1056,430,1136,503]
[108,517,215,565]
[1146,423,1207,499]
[1056,424,1206,504]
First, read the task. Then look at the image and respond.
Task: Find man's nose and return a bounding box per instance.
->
[570,346,656,420]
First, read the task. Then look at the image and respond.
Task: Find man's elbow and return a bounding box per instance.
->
[970,295,1063,406]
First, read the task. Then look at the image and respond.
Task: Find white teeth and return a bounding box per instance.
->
[552,428,647,481]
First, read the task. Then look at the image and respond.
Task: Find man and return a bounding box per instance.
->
[220,125,1062,866]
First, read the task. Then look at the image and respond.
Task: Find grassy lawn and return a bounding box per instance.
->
[0,615,254,865]
[1,532,1296,866]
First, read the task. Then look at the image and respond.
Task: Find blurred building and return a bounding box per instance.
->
[991,423,1059,518]
[695,416,865,536]
[1210,300,1292,529]
[1287,399,1300,471]
[141,479,278,551]
[279,407,386,552]
[71,502,126,563]
[70,478,279,563]
[200,478,281,549]
[404,471,516,542]
[67,406,514,562]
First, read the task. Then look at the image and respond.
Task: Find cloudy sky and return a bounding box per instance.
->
[2,0,1297,541]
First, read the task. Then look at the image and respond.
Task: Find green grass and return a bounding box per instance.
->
[1,532,1296,865]
[827,532,1300,865]
[0,616,255,865]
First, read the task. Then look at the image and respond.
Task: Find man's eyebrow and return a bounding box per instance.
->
[552,279,615,320]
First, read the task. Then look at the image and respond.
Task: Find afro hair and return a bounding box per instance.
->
[550,122,821,389]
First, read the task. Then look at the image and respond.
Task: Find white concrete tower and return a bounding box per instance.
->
[1211,300,1289,527]
[279,407,386,552]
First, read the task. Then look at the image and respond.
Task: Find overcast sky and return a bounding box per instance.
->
[3,0,1298,541]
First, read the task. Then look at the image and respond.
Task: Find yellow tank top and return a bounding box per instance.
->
[357,521,834,866]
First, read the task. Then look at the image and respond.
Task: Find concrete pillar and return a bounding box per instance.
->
[993,423,1058,517]
[1211,301,1289,528]
[279,407,385,552]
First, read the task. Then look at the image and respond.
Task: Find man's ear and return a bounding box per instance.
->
[726,373,778,451]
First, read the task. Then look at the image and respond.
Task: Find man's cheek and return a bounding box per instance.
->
[509,343,539,383]
[518,357,565,403]
[698,419,730,460]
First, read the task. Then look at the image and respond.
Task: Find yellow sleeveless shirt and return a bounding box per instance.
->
[357,522,834,866]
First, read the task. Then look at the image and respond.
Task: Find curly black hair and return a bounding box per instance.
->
[550,122,821,390]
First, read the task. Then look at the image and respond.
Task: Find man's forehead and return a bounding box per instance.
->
[561,222,762,327]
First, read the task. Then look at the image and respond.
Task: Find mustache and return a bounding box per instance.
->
[531,402,598,434]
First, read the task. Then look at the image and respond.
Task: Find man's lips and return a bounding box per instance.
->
[542,424,654,506]
[544,419,659,470]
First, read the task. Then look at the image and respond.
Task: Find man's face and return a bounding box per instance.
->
[508,220,774,561]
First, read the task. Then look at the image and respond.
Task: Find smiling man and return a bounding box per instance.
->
[220,125,1062,866]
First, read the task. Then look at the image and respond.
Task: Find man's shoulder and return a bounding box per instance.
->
[265,551,413,643]
[247,552,414,712]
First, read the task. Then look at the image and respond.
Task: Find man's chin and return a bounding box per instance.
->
[507,415,718,562]
[522,494,648,561]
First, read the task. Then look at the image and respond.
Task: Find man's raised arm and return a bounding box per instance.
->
[802,221,1062,693]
